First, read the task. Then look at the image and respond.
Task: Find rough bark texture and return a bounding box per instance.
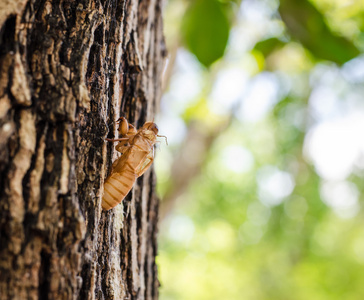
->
[0,0,165,299]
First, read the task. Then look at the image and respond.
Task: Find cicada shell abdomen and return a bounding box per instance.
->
[102,168,136,210]
[102,149,136,210]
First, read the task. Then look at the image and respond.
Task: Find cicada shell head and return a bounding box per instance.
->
[139,122,159,143]
[142,122,159,134]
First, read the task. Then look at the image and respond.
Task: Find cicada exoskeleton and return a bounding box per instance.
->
[102,118,166,210]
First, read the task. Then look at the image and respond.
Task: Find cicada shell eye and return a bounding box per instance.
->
[151,123,159,134]
[143,122,159,134]
[118,117,129,136]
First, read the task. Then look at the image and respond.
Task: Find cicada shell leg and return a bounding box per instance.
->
[115,143,130,154]
[127,124,137,135]
[117,117,129,136]
[105,137,129,142]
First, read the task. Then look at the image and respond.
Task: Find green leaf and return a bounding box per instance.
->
[182,0,231,67]
[254,38,287,57]
[279,0,360,65]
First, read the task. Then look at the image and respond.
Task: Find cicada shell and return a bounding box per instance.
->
[102,118,165,210]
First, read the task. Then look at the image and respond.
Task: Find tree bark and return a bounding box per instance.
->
[0,0,165,299]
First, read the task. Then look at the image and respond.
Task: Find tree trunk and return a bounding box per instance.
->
[0,0,165,299]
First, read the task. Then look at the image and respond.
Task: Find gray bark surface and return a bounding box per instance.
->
[0,0,165,299]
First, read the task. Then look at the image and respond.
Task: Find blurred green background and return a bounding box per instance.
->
[155,0,364,299]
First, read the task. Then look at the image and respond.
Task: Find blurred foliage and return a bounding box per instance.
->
[181,0,231,67]
[279,0,360,64]
[158,0,364,299]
